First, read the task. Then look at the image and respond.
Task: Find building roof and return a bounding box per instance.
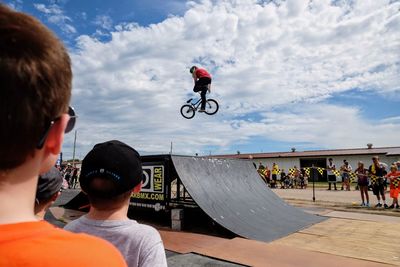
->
[211,146,400,159]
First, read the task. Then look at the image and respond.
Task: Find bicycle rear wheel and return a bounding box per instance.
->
[205,99,219,115]
[180,104,195,119]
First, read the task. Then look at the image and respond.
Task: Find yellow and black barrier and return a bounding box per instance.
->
[283,166,390,184]
[258,166,399,185]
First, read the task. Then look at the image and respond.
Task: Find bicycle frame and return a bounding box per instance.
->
[186,98,202,110]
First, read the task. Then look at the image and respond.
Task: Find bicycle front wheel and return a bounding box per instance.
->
[180,104,195,119]
[205,99,219,115]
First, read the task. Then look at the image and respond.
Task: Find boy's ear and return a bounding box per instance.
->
[39,114,69,173]
[132,182,142,193]
[44,114,69,155]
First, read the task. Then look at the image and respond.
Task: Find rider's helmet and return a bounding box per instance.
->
[189,66,197,74]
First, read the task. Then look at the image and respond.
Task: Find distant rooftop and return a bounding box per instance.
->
[211,146,400,159]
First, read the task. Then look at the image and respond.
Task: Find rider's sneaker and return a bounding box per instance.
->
[375,203,382,208]
[384,204,389,209]
[198,109,206,112]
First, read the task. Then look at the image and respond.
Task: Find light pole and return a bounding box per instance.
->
[72,130,77,167]
[311,164,316,202]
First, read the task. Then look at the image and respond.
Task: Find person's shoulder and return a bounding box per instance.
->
[134,222,160,235]
[0,221,126,267]
[131,222,162,243]
[51,228,127,265]
[50,225,112,247]
[61,230,125,266]
[63,216,83,231]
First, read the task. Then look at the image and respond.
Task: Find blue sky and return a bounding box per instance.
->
[5,0,400,159]
[8,0,189,43]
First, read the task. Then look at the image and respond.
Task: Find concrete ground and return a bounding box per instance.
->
[272,187,400,216]
[51,188,400,266]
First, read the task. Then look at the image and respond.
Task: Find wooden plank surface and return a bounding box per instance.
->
[159,230,229,254]
[274,218,400,266]
[160,230,393,267]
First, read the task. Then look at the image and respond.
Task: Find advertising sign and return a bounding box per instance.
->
[130,164,166,211]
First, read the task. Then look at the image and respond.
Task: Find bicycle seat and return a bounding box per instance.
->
[186,98,193,103]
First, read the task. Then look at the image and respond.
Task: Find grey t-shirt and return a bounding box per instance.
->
[64,216,167,267]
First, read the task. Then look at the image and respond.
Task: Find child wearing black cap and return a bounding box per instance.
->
[64,140,167,267]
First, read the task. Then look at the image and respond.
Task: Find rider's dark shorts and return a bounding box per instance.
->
[194,77,211,92]
[372,183,385,196]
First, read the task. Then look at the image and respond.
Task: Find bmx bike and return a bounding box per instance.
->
[180,97,219,119]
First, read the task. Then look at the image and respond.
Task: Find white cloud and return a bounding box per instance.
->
[6,0,23,10]
[33,3,76,34]
[62,0,400,159]
[382,116,400,123]
[258,104,400,149]
[93,15,113,30]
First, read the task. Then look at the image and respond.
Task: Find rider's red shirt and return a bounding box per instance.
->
[195,68,211,79]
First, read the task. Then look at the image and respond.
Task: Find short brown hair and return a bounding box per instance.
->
[0,5,72,170]
[86,177,133,210]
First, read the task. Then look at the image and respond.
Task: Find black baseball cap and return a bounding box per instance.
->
[79,140,143,198]
[36,167,63,201]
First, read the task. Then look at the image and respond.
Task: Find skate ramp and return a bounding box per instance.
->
[171,156,325,242]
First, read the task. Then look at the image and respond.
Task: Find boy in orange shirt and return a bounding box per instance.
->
[0,5,126,266]
[386,165,400,209]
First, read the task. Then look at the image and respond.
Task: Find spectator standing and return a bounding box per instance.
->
[70,167,79,189]
[280,169,287,189]
[65,140,167,267]
[292,166,300,189]
[369,156,388,208]
[258,162,265,169]
[354,162,369,207]
[326,158,337,190]
[0,5,126,266]
[264,165,271,185]
[64,165,72,187]
[303,171,309,189]
[340,160,352,191]
[257,164,268,185]
[271,163,279,188]
[385,165,400,209]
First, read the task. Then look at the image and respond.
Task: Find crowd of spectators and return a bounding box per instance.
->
[257,157,400,209]
[257,163,309,189]
[57,164,80,189]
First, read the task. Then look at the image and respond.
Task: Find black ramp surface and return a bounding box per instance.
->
[171,156,325,242]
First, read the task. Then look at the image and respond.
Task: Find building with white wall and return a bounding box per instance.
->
[212,145,400,181]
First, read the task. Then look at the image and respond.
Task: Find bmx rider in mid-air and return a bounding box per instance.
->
[190,65,212,112]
